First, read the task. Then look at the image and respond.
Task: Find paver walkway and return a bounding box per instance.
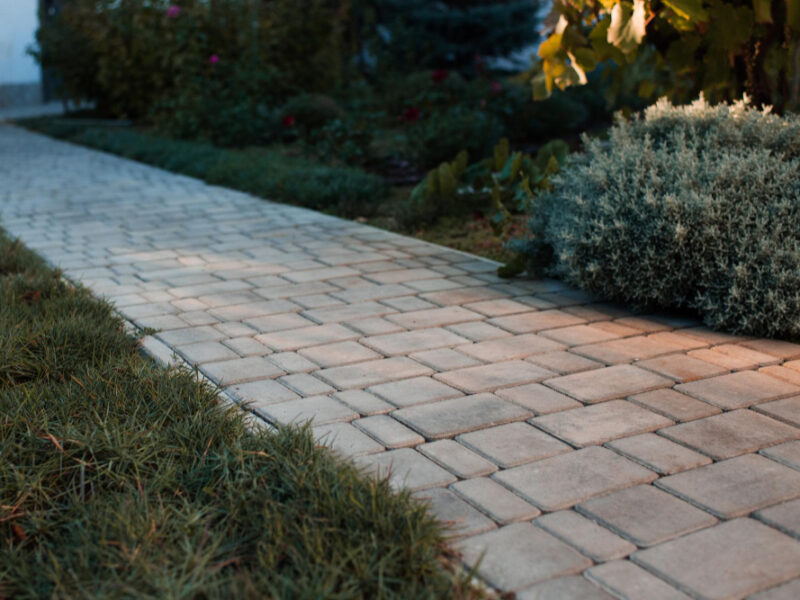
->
[3,125,800,599]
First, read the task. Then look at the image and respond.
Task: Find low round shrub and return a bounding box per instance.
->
[523,96,800,338]
[278,94,346,132]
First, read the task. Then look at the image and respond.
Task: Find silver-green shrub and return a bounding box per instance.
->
[525,96,800,338]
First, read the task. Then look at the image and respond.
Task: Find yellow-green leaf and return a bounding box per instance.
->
[788,0,800,30]
[662,0,710,22]
[753,0,772,22]
[538,33,563,60]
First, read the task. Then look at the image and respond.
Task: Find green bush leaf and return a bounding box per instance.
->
[662,0,710,21]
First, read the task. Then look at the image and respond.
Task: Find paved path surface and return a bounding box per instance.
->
[3,125,800,599]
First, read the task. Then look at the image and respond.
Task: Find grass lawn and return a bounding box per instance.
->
[17,118,517,265]
[0,232,479,598]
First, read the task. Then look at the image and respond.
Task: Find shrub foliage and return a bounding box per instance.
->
[523,96,800,338]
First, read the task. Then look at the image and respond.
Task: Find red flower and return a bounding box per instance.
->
[208,54,220,65]
[401,107,421,123]
[431,69,449,84]
[282,115,296,128]
[490,80,503,94]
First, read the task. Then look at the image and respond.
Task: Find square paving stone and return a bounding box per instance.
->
[755,396,800,427]
[200,356,285,385]
[761,440,800,470]
[488,310,586,334]
[535,510,636,562]
[367,376,464,407]
[633,518,800,600]
[409,348,482,371]
[577,484,717,547]
[659,410,799,460]
[638,354,729,382]
[353,448,456,491]
[223,336,273,357]
[267,352,317,374]
[606,433,712,475]
[277,373,335,396]
[412,487,496,539]
[457,334,566,362]
[656,454,800,518]
[331,390,393,416]
[361,327,470,356]
[457,422,571,468]
[312,422,384,457]
[434,360,555,394]
[527,350,604,375]
[494,446,657,511]
[545,365,672,404]
[531,400,673,447]
[394,394,532,439]
[260,395,358,426]
[315,357,432,390]
[755,498,800,539]
[255,323,359,351]
[629,388,721,422]
[297,341,380,368]
[675,370,800,410]
[354,415,424,448]
[456,522,592,592]
[451,477,541,523]
[517,576,616,600]
[496,383,582,414]
[586,560,690,600]
[417,440,497,478]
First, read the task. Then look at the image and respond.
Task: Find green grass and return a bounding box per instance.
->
[0,232,478,599]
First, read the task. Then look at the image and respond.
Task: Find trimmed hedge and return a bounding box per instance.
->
[521,96,800,338]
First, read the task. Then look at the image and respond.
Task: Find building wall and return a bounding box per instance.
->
[0,0,42,108]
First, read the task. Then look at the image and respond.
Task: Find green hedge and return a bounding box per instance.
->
[520,97,800,338]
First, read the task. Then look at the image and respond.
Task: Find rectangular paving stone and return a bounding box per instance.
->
[282,265,359,283]
[676,370,800,410]
[606,433,712,475]
[312,422,385,457]
[761,365,800,386]
[531,400,673,447]
[573,335,687,365]
[496,383,583,414]
[226,379,300,411]
[177,341,239,364]
[748,578,800,600]
[526,350,604,375]
[297,341,380,368]
[586,560,690,600]
[633,519,800,600]
[657,454,800,518]
[255,323,359,351]
[457,522,592,592]
[331,390,394,416]
[361,327,471,356]
[638,353,729,382]
[743,339,800,360]
[260,395,358,426]
[493,446,658,511]
[266,351,317,373]
[412,487,496,539]
[301,301,396,324]
[535,510,637,562]
[315,357,433,390]
[489,310,586,334]
[207,299,299,321]
[660,410,799,460]
[409,348,482,371]
[365,267,441,284]
[578,484,717,547]
[158,325,226,345]
[328,283,413,303]
[457,334,566,362]
[546,364,672,404]
[277,373,335,396]
[244,312,315,334]
[762,440,800,471]
[445,320,512,342]
[539,323,639,347]
[629,388,721,422]
[223,336,273,357]
[342,316,404,336]
[435,360,555,394]
[367,376,463,408]
[517,576,616,600]
[418,440,497,478]
[689,344,780,370]
[755,498,800,539]
[386,306,483,329]
[200,356,285,385]
[394,394,532,439]
[353,448,456,491]
[420,286,506,306]
[457,422,571,468]
[463,298,533,317]
[354,415,424,448]
[451,477,541,523]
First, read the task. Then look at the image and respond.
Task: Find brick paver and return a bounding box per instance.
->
[4,124,800,596]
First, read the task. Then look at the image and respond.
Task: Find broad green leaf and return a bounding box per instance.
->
[789,0,800,30]
[662,0,710,21]
[493,138,510,172]
[607,1,647,54]
[753,0,772,22]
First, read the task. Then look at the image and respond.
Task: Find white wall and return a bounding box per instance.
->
[0,0,40,85]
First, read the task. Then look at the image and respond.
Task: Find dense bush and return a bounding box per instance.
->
[521,96,800,338]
